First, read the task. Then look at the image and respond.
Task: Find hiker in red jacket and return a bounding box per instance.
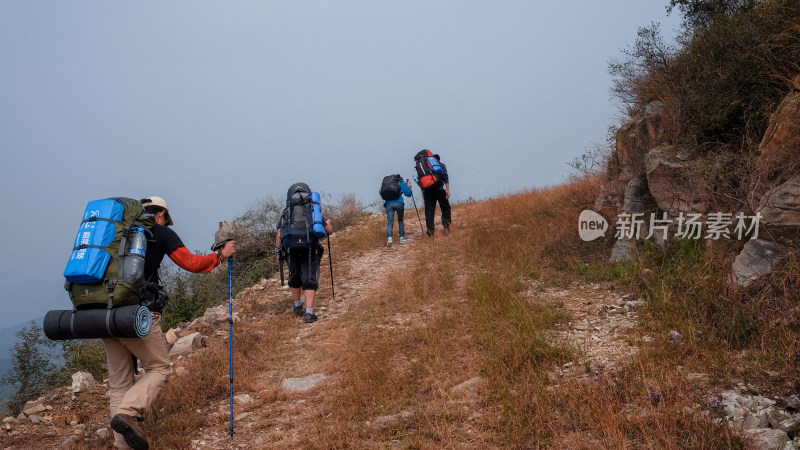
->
[107,196,236,450]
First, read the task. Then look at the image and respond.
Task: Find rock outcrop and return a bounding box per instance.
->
[602,76,800,280]
[645,145,708,216]
[756,75,800,183]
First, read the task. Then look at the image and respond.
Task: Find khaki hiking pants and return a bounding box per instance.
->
[102,313,170,449]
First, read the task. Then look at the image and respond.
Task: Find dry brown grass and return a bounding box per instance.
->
[145,314,295,448]
[140,176,749,448]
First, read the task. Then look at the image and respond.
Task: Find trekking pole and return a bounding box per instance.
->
[276,247,285,286]
[408,179,424,236]
[227,255,234,439]
[326,235,335,300]
[214,239,235,439]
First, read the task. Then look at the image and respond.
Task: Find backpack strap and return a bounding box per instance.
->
[64,281,75,311]
[107,280,116,309]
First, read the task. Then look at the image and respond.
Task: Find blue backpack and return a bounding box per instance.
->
[280,183,326,250]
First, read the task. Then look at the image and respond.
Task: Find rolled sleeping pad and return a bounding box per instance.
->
[311,192,327,239]
[43,305,152,340]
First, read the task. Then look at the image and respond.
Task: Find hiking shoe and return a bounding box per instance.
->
[111,413,149,450]
[293,305,304,317]
[399,237,407,244]
[304,312,318,324]
[387,237,393,246]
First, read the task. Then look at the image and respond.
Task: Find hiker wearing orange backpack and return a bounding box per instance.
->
[413,150,451,236]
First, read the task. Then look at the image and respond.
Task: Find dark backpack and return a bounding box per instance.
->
[280,183,325,249]
[414,149,444,190]
[63,197,153,309]
[379,174,404,201]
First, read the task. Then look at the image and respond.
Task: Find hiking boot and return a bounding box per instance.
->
[293,305,304,317]
[399,237,407,244]
[387,237,393,246]
[111,413,149,450]
[304,312,318,324]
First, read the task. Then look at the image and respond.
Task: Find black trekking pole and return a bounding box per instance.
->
[408,179,424,236]
[326,235,335,300]
[276,247,285,286]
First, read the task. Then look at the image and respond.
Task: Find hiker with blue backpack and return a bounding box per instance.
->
[413,150,451,236]
[379,174,413,246]
[101,196,236,450]
[275,183,333,324]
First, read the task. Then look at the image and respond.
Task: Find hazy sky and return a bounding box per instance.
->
[0,1,681,328]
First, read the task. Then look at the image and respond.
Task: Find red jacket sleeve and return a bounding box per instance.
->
[168,246,221,273]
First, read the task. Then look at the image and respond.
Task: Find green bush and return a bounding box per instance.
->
[612,1,800,150]
[1,322,61,415]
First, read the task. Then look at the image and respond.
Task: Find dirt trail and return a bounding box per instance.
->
[192,233,642,448]
[196,228,427,449]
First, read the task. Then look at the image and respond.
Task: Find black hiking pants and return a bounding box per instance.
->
[422,188,451,235]
[287,246,322,290]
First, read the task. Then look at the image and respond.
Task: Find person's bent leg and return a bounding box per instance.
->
[439,190,451,230]
[288,250,305,315]
[422,189,436,236]
[103,337,135,449]
[397,206,406,239]
[386,205,395,239]
[115,314,170,418]
[301,250,322,323]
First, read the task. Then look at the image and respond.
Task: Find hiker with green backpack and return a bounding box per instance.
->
[379,174,413,246]
[275,183,333,324]
[104,196,237,450]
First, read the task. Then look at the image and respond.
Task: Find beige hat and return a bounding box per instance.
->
[142,196,173,226]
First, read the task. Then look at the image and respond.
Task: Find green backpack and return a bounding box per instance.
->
[64,197,154,309]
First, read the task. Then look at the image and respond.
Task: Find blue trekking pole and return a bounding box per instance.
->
[227,255,234,439]
[213,239,235,439]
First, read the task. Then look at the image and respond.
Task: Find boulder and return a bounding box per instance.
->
[646,145,708,215]
[169,332,203,357]
[214,221,250,244]
[70,371,96,393]
[22,401,46,417]
[745,428,789,450]
[757,175,800,241]
[610,239,637,262]
[609,173,652,261]
[280,374,327,392]
[165,328,179,346]
[732,239,785,287]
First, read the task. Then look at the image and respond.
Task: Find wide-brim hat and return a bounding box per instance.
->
[142,196,173,226]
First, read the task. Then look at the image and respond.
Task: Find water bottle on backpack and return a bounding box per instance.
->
[123,227,147,286]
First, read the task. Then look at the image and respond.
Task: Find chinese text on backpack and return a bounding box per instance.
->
[63,197,150,309]
[414,149,444,189]
[280,183,327,250]
[379,174,404,201]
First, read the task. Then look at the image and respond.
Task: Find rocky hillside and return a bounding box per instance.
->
[600,75,800,284]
